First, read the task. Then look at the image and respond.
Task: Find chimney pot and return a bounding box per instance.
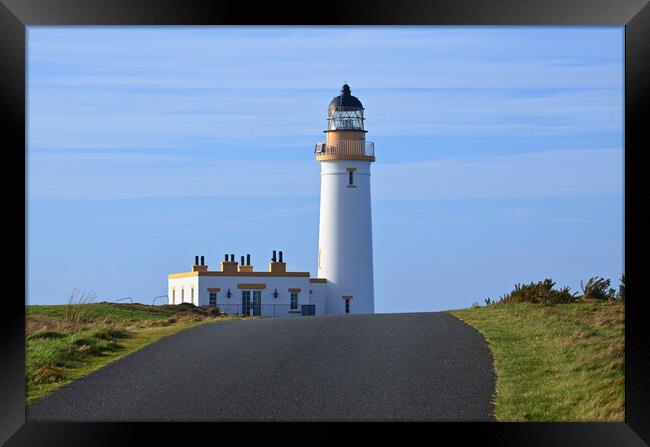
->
[246,254,251,266]
[224,254,228,261]
[230,254,235,262]
[272,250,277,262]
[195,255,199,265]
[200,255,205,266]
[240,256,245,265]
[279,251,283,262]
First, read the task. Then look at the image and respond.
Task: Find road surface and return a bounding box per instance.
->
[27,312,496,421]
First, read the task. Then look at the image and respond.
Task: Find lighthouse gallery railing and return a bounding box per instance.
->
[314,141,374,158]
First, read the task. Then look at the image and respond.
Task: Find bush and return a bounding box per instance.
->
[580,277,616,301]
[498,279,577,305]
[618,275,625,301]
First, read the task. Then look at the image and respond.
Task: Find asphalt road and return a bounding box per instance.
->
[27,312,496,421]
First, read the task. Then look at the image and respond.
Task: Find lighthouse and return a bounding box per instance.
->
[315,84,375,315]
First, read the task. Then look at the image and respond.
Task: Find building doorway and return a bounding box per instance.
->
[343,295,352,314]
[241,290,262,316]
[241,291,251,316]
[252,291,262,316]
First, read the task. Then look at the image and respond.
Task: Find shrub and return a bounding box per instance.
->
[618,275,625,301]
[498,279,577,305]
[580,277,616,301]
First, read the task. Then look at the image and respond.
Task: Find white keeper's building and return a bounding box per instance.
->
[168,84,376,317]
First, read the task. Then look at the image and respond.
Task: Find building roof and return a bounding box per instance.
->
[328,83,363,110]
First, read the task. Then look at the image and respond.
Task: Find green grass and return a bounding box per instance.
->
[27,302,173,322]
[26,302,246,404]
[450,301,624,421]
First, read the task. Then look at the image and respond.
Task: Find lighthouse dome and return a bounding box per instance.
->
[328,83,364,110]
[327,84,365,131]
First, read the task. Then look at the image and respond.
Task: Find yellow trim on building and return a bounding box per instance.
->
[220,261,239,274]
[309,278,327,284]
[237,283,266,290]
[316,154,375,162]
[288,288,301,293]
[346,167,357,172]
[168,271,311,279]
[269,261,286,273]
[207,288,221,292]
[342,295,353,300]
[238,265,254,272]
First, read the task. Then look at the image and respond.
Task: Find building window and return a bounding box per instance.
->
[209,292,217,306]
[345,299,350,314]
[348,171,354,185]
[181,288,185,303]
[290,292,299,310]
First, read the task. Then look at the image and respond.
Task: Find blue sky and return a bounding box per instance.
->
[27,26,624,312]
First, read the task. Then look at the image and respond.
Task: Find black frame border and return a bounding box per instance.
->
[1,0,648,445]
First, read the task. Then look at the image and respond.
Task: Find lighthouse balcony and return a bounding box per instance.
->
[314,141,375,162]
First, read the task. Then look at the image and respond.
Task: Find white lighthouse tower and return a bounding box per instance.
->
[315,84,375,315]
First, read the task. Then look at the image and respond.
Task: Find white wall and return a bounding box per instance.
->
[317,159,375,315]
[168,275,327,317]
[168,276,199,305]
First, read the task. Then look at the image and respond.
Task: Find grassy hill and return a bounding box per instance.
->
[450,301,624,421]
[26,302,245,405]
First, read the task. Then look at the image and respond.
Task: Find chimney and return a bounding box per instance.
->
[269,249,286,273]
[221,254,238,274]
[238,253,253,273]
[192,255,208,272]
[200,255,205,266]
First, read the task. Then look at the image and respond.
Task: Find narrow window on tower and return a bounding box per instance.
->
[346,168,356,188]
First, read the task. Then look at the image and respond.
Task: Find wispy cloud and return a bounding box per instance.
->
[373,148,622,200]
[27,27,623,152]
[28,148,622,201]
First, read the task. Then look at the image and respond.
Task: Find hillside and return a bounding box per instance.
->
[450,301,624,421]
[26,302,244,404]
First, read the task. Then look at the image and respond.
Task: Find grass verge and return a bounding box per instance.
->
[26,302,247,405]
[450,301,624,421]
